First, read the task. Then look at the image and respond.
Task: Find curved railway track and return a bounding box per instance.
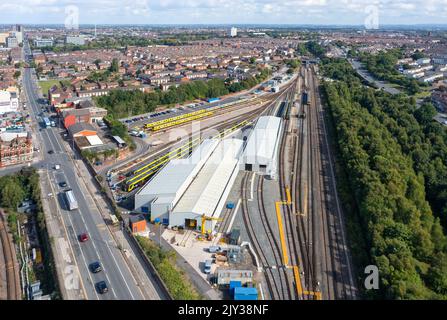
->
[0,211,21,300]
[240,172,292,300]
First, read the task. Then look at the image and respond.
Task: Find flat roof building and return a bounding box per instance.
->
[134,138,244,233]
[240,116,282,179]
[134,139,220,222]
[170,138,244,232]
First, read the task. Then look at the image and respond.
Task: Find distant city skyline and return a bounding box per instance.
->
[1,0,447,26]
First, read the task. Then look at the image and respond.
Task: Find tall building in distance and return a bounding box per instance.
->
[11,25,23,44]
[230,27,238,37]
[6,36,18,48]
[33,38,54,48]
[66,35,86,46]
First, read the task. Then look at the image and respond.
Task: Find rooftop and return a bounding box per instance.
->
[173,138,243,218]
[136,139,219,197]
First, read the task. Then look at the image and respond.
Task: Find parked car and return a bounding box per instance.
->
[208,246,222,253]
[204,260,212,274]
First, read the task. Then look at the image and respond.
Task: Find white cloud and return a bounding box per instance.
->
[1,0,446,24]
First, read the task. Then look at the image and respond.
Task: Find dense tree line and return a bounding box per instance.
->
[95,69,270,119]
[321,58,447,299]
[0,169,60,298]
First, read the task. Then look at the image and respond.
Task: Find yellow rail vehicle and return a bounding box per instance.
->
[144,109,207,130]
[151,111,214,132]
[125,119,250,192]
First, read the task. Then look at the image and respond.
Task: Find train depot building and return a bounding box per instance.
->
[240,116,282,180]
[134,138,243,232]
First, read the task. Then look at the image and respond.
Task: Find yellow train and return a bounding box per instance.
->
[125,119,249,192]
[144,109,207,130]
[151,111,214,132]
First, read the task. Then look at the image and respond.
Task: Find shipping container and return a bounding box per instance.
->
[207,98,221,103]
[234,287,258,300]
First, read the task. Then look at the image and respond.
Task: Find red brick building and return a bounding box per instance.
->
[0,132,33,167]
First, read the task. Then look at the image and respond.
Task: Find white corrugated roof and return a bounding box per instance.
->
[137,139,219,197]
[244,116,282,164]
[173,138,243,217]
[86,135,103,146]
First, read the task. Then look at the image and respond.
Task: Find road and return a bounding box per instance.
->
[349,59,402,95]
[22,42,158,300]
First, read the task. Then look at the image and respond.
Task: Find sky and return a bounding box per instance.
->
[1,0,447,26]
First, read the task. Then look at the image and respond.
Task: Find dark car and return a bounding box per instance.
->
[90,261,102,273]
[48,150,54,154]
[59,181,67,188]
[96,281,108,294]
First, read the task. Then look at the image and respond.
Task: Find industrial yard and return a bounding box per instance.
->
[4,13,447,307]
[94,62,358,301]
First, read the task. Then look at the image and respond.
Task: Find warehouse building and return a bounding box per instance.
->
[134,138,243,232]
[240,116,282,179]
[170,138,243,232]
[134,139,220,222]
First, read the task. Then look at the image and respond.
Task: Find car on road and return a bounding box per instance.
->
[96,281,108,294]
[59,181,67,188]
[48,150,54,154]
[90,261,102,273]
[79,233,89,242]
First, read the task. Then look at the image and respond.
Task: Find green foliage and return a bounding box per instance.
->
[321,59,447,299]
[286,59,301,70]
[0,176,26,209]
[103,116,135,150]
[305,41,326,58]
[136,236,201,300]
[411,51,425,61]
[110,58,119,73]
[297,43,308,55]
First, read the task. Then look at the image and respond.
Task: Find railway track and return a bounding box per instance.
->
[240,172,292,300]
[308,66,357,299]
[292,74,318,299]
[238,78,300,300]
[0,210,21,300]
[279,64,356,300]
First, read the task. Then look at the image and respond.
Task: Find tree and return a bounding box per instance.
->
[321,58,447,299]
[110,58,119,73]
[411,51,425,61]
[415,103,437,126]
[0,178,25,209]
